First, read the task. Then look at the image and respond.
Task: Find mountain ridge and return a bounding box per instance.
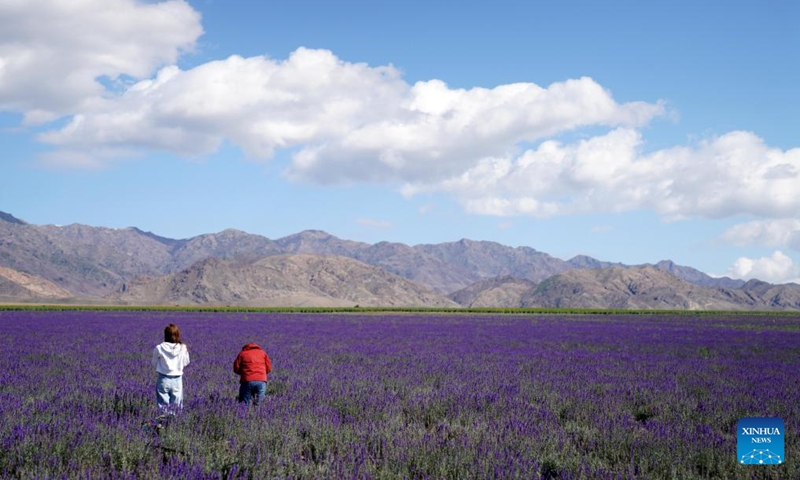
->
[0,210,785,309]
[111,254,458,308]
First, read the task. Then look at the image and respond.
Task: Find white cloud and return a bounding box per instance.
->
[405,128,800,220]
[719,219,800,250]
[5,1,800,231]
[41,59,662,184]
[0,0,202,123]
[284,76,663,185]
[8,25,661,178]
[727,251,800,284]
[38,49,411,162]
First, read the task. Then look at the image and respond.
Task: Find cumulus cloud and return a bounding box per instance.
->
[39,49,410,162]
[727,251,800,284]
[33,48,664,184]
[404,128,800,221]
[1,4,663,176]
[719,219,800,250]
[5,0,800,233]
[284,77,663,184]
[0,0,202,124]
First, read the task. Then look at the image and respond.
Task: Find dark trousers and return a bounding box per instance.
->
[238,381,266,405]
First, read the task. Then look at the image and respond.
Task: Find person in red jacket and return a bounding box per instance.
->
[233,342,272,405]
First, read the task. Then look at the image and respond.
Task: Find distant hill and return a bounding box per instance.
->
[418,238,569,285]
[275,233,565,293]
[354,241,474,294]
[0,220,173,296]
[521,266,744,310]
[275,230,370,257]
[450,267,800,311]
[725,279,800,309]
[112,254,458,308]
[0,266,71,301]
[652,260,745,289]
[0,210,790,309]
[0,212,26,225]
[168,228,283,271]
[448,275,537,308]
[566,255,622,270]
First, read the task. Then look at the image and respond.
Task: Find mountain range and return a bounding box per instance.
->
[3,210,800,310]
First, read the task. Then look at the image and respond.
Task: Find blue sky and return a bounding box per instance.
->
[2,0,800,283]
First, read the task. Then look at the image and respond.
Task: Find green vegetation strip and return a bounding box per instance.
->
[2,303,800,316]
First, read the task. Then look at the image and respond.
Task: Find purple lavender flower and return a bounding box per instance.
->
[0,310,797,478]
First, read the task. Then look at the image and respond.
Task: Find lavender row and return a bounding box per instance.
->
[0,310,797,478]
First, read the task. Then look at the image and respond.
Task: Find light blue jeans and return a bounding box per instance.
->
[156,373,183,409]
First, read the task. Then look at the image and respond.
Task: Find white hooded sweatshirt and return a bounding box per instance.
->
[152,342,190,376]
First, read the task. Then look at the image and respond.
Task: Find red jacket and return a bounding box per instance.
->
[233,343,272,383]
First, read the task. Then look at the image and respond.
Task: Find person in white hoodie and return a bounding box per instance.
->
[152,324,190,410]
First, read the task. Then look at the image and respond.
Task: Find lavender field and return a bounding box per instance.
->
[0,310,798,479]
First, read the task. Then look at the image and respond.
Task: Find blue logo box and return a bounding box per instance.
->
[737,417,784,465]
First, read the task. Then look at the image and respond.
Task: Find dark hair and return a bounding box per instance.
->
[164,324,182,344]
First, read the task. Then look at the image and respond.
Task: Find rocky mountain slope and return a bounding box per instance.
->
[523,266,743,310]
[448,275,537,308]
[449,267,800,310]
[112,254,458,308]
[0,266,72,301]
[0,210,781,309]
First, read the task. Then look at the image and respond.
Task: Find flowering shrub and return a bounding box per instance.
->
[0,310,797,478]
